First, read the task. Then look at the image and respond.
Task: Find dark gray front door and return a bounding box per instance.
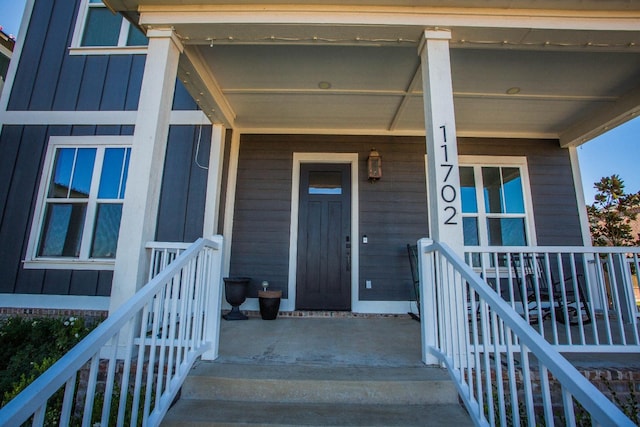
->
[296,163,351,310]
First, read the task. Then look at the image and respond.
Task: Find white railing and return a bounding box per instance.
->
[147,241,191,280]
[464,246,640,352]
[419,239,635,426]
[0,236,224,427]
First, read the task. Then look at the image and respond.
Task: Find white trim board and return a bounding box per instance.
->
[236,298,413,315]
[287,152,360,312]
[0,294,110,311]
[0,110,210,125]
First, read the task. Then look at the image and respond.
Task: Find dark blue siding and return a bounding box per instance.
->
[7,0,145,112]
[155,125,211,242]
[0,125,134,296]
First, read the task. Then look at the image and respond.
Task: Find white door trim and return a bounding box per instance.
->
[286,153,359,312]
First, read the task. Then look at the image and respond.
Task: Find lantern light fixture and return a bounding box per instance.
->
[367,148,382,182]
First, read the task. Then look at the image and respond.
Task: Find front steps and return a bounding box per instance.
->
[161,362,472,426]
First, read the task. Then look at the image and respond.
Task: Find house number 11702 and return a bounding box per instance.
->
[439,125,457,225]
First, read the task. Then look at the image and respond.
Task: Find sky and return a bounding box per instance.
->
[1,0,639,204]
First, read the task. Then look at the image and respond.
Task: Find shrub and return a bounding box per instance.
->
[0,316,98,408]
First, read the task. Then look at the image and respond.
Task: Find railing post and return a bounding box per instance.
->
[202,235,224,361]
[418,238,439,365]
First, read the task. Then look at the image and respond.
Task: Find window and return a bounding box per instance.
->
[459,157,535,248]
[26,137,132,269]
[71,0,148,53]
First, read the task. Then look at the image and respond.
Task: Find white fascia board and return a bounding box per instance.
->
[139,6,640,32]
[0,110,210,125]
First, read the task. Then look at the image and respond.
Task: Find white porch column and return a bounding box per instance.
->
[419,30,467,367]
[109,29,183,313]
[202,124,227,238]
[419,30,464,256]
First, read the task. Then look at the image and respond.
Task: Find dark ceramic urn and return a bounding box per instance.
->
[222,277,250,320]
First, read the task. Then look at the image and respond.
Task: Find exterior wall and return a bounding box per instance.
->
[0,0,207,298]
[229,134,430,301]
[229,135,584,303]
[0,125,131,296]
[156,125,212,242]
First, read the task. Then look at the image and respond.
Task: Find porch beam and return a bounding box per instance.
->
[419,29,464,256]
[181,46,236,128]
[110,28,182,313]
[559,83,640,148]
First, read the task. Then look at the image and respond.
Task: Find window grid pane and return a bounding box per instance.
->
[98,148,129,199]
[38,203,87,257]
[81,7,122,47]
[91,203,123,258]
[70,148,96,198]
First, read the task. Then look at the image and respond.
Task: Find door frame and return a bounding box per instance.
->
[285,152,359,312]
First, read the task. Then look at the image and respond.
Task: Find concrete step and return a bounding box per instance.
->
[161,400,472,427]
[181,362,458,405]
[162,362,472,426]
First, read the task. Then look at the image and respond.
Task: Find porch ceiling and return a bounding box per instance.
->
[107,2,640,147]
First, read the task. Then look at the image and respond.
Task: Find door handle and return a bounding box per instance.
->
[346,236,351,272]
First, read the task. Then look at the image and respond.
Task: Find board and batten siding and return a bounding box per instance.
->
[229,135,584,304]
[155,125,212,242]
[0,125,132,296]
[0,123,210,296]
[6,0,197,112]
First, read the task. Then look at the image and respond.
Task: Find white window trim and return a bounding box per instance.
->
[24,135,133,271]
[458,155,538,247]
[69,0,147,56]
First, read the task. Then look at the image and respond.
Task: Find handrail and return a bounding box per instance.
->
[420,238,635,426]
[0,236,224,427]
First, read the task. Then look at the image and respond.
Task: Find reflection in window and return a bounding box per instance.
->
[38,204,87,257]
[309,171,342,195]
[37,145,130,260]
[487,218,527,246]
[460,163,529,249]
[78,0,148,48]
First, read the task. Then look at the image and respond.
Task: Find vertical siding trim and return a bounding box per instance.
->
[569,147,592,246]
[287,153,360,313]
[222,130,241,278]
[203,124,226,238]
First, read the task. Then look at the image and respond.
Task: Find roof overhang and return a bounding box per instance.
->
[104,1,640,147]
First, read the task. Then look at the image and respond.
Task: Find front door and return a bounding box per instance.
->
[296,163,351,310]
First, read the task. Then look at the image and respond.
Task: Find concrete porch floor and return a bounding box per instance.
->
[217,314,424,367]
[216,313,640,370]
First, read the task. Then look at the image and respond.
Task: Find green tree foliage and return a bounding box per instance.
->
[587,175,640,246]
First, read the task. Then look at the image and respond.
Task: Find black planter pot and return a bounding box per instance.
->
[258,290,282,320]
[223,277,250,320]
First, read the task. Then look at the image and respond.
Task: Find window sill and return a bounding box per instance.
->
[69,46,147,56]
[23,259,115,271]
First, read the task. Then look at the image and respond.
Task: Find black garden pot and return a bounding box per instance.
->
[223,277,250,320]
[258,290,282,320]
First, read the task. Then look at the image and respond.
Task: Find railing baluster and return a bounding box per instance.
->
[607,253,627,344]
[538,363,554,427]
[82,354,100,426]
[581,252,600,345]
[101,332,120,425]
[116,318,135,427]
[59,373,77,426]
[562,387,576,427]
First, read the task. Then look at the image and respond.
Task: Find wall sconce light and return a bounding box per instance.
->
[367,148,382,182]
